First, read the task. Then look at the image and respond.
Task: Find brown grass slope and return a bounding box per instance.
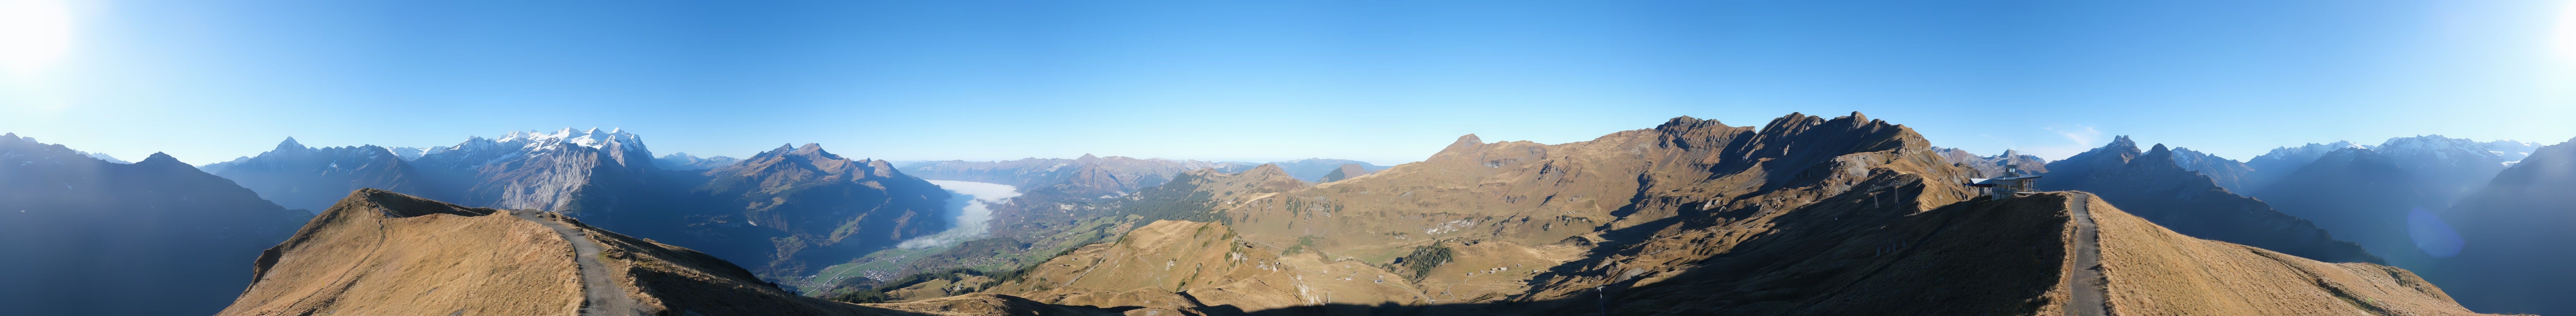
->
[222,189,1116,316]
[979,220,1392,316]
[940,113,1993,315]
[894,113,2497,316]
[1292,192,2488,316]
[2082,193,2493,316]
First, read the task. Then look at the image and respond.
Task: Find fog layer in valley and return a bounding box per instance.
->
[899,180,1021,249]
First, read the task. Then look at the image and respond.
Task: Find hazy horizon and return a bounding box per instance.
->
[6,1,2575,165]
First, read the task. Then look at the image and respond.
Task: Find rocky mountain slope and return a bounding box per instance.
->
[201,138,440,213]
[2247,135,2542,271]
[797,164,1315,298]
[0,133,312,316]
[2419,137,2576,316]
[858,114,2490,315]
[2244,140,2367,192]
[219,189,1114,316]
[657,144,954,277]
[2165,146,2256,192]
[2039,137,2379,264]
[2245,136,2538,207]
[407,128,661,219]
[2252,147,2446,266]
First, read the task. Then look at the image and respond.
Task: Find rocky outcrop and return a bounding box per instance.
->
[2040,136,2379,264]
[0,133,312,316]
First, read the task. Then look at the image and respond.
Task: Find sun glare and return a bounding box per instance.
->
[0,0,73,74]
[2558,1,2576,63]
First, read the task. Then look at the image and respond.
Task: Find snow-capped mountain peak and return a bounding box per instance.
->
[2258,141,2364,160]
[493,128,647,152]
[2375,135,2535,164]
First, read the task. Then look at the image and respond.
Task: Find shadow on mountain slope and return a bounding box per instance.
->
[1179,193,2489,316]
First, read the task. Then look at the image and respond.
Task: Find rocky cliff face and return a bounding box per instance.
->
[2039,137,2379,264]
[219,189,1114,316]
[2421,137,2576,316]
[201,138,441,213]
[407,128,659,219]
[0,133,312,316]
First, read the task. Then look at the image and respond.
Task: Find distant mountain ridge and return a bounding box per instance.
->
[898,155,1249,196]
[2245,135,2541,272]
[2431,137,2576,315]
[1933,147,2050,176]
[201,137,440,213]
[199,129,958,282]
[2036,136,2379,264]
[1317,163,1379,182]
[1254,158,1390,182]
[667,143,953,277]
[407,128,660,218]
[653,152,742,170]
[2,133,312,316]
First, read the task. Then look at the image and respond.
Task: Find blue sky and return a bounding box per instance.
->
[3,1,2573,165]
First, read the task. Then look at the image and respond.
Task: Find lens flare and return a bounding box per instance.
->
[2408,207,2465,258]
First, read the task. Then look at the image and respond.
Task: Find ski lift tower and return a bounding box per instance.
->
[1969,164,2042,198]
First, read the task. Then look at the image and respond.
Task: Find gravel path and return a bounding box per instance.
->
[2067,193,2109,316]
[515,211,643,316]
